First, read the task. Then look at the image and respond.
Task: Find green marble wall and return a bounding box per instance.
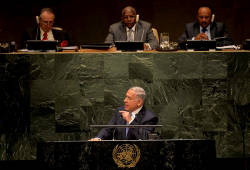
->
[0,52,250,160]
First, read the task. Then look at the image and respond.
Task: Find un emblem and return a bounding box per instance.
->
[112,144,140,168]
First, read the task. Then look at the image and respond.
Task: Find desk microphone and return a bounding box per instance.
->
[211,14,215,23]
[112,128,116,141]
[35,16,40,40]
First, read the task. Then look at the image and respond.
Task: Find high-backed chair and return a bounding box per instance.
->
[52,27,63,31]
[152,28,159,43]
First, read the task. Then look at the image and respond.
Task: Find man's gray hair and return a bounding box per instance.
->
[129,86,146,102]
[40,8,55,18]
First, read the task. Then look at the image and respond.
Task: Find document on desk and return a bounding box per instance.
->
[216,45,240,50]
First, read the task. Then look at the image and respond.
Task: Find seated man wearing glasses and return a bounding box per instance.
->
[21,8,70,48]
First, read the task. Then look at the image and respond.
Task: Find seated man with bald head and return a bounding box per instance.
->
[21,8,70,48]
[105,6,159,50]
[178,6,230,48]
[90,86,158,141]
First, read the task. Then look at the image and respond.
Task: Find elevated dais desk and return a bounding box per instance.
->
[37,139,216,170]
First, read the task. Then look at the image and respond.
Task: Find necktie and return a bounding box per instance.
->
[127,29,134,42]
[126,112,132,136]
[202,28,207,33]
[42,32,48,40]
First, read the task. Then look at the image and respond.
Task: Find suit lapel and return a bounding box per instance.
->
[134,22,143,41]
[117,113,127,138]
[118,23,127,41]
[193,23,200,38]
[52,29,58,40]
[210,23,216,39]
[33,28,41,40]
[131,106,145,124]
[126,107,145,139]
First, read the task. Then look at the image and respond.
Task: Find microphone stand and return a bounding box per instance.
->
[35,16,40,40]
[36,25,40,40]
[112,128,116,141]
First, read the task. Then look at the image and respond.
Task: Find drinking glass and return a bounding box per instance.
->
[160,32,169,43]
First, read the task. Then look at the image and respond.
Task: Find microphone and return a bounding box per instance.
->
[112,128,116,141]
[136,14,139,23]
[211,14,215,23]
[35,16,40,40]
[36,16,40,24]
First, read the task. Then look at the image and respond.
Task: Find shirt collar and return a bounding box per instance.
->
[126,24,136,32]
[40,28,52,35]
[131,106,142,115]
[200,24,210,32]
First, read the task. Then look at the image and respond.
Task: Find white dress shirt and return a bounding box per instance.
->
[200,25,211,40]
[40,28,55,41]
[126,25,136,42]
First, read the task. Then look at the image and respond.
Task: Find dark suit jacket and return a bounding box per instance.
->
[178,21,228,43]
[21,26,70,48]
[104,20,159,50]
[97,106,158,140]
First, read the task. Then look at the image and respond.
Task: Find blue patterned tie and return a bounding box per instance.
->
[202,28,207,33]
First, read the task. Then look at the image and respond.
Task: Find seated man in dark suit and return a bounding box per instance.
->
[21,8,70,48]
[90,86,158,141]
[104,6,159,50]
[178,6,230,48]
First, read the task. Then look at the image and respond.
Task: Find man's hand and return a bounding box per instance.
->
[119,110,132,123]
[194,33,209,40]
[88,138,101,141]
[144,43,151,50]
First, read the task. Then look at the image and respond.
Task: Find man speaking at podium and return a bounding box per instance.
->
[90,86,158,141]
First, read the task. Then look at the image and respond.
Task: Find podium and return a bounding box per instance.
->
[37,139,215,170]
[89,124,162,140]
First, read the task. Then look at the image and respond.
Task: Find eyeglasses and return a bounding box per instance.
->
[40,20,54,25]
[123,15,135,20]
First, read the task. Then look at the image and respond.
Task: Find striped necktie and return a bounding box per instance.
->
[42,32,48,40]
